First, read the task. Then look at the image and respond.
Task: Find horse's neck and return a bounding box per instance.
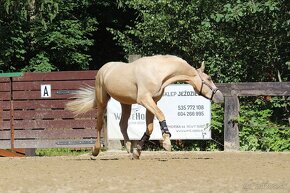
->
[161,66,197,90]
[173,64,197,82]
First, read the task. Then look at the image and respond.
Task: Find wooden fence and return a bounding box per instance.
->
[1,70,289,156]
[218,82,290,151]
[0,71,99,156]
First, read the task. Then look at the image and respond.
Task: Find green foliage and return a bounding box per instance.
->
[239,99,290,151]
[0,0,97,72]
[209,103,224,149]
[36,148,91,156]
[114,0,289,82]
[22,52,56,72]
[270,96,290,123]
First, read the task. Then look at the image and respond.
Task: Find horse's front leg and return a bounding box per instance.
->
[159,120,171,151]
[133,109,154,159]
[120,104,132,154]
[137,95,172,154]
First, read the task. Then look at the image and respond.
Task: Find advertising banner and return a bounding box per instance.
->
[107,84,211,140]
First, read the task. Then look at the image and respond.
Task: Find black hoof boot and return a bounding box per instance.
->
[133,133,150,159]
[136,132,150,150]
[159,120,171,137]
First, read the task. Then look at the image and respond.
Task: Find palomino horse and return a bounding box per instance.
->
[66,55,224,159]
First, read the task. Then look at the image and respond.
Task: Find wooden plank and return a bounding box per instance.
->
[2,124,99,139]
[0,149,25,157]
[0,100,2,129]
[12,100,97,112]
[224,96,240,151]
[13,109,95,120]
[1,111,11,120]
[13,119,96,129]
[233,82,289,96]
[14,139,98,148]
[13,71,97,81]
[12,80,95,91]
[0,77,10,82]
[13,90,97,100]
[14,128,98,139]
[0,141,11,149]
[0,130,10,139]
[216,84,232,96]
[0,82,10,91]
[0,101,10,110]
[0,92,11,100]
[217,82,290,96]
[0,120,11,130]
[13,100,68,109]
[1,119,96,130]
[13,148,26,154]
[13,90,76,100]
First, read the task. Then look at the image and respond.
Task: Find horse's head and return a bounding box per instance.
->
[194,62,224,103]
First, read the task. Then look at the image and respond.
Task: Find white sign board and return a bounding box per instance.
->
[41,84,51,98]
[107,84,211,140]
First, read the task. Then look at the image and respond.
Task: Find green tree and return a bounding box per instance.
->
[0,0,97,72]
[113,0,289,82]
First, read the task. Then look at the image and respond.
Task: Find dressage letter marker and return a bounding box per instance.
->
[41,84,51,98]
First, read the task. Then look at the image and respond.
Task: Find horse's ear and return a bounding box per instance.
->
[200,61,205,72]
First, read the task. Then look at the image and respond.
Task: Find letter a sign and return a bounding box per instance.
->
[41,84,51,98]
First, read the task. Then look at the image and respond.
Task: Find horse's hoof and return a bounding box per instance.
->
[125,141,132,153]
[161,133,172,151]
[92,146,100,157]
[90,156,97,160]
[132,148,141,160]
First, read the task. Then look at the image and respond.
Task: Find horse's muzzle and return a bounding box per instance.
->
[212,90,224,103]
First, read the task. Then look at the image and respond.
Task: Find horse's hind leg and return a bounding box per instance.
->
[92,85,109,157]
[92,104,106,156]
[120,104,132,154]
[132,109,154,159]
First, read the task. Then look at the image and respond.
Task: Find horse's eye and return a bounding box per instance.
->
[208,77,212,81]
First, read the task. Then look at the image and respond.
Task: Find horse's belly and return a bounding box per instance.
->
[105,84,138,105]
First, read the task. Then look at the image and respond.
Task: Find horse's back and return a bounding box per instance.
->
[132,55,186,67]
[99,55,186,77]
[97,55,191,104]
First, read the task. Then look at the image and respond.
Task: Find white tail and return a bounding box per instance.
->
[66,86,96,115]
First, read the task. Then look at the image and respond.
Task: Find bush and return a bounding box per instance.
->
[239,98,290,151]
